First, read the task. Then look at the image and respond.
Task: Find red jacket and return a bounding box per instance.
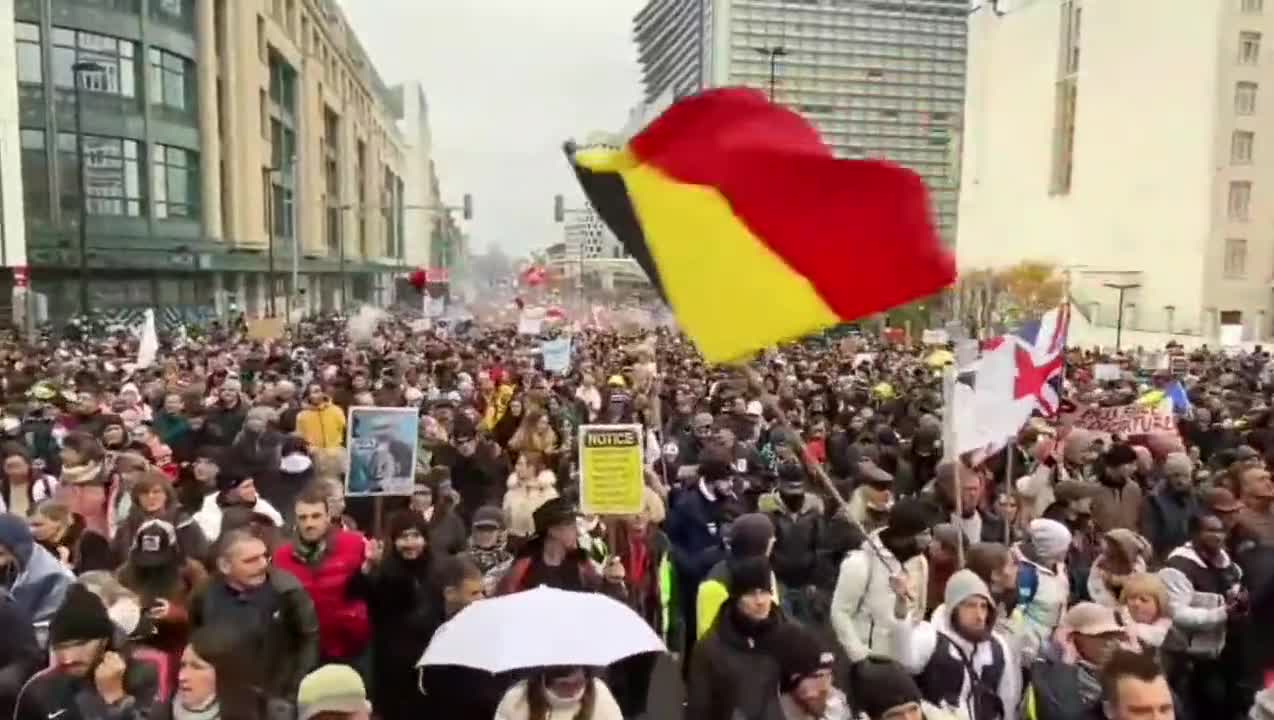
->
[274,529,370,660]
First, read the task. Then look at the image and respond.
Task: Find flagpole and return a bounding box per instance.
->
[1003,436,1014,544]
[941,363,963,567]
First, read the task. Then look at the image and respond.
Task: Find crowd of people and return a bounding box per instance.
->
[0,308,1271,720]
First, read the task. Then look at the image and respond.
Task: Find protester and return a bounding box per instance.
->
[1025,603,1134,720]
[0,512,73,648]
[350,510,439,720]
[892,569,1020,720]
[498,497,598,594]
[295,664,371,720]
[28,499,114,574]
[1141,453,1199,561]
[190,529,318,704]
[831,498,931,662]
[15,583,158,720]
[503,450,559,546]
[688,556,787,720]
[0,589,40,720]
[1097,649,1177,720]
[1118,572,1173,652]
[192,470,283,542]
[493,666,623,720]
[1014,518,1073,664]
[696,512,777,640]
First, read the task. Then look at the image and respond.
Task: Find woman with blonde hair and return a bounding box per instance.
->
[509,410,559,464]
[1117,572,1172,651]
[28,499,113,573]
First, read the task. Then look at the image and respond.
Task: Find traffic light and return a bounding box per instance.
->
[462,193,473,220]
[554,194,565,223]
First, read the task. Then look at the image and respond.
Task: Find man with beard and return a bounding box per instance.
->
[441,416,508,525]
[1092,444,1144,534]
[666,448,741,645]
[1140,453,1200,561]
[831,498,932,662]
[15,584,158,720]
[892,569,1020,720]
[756,623,850,720]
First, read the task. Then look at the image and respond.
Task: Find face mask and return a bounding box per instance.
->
[780,492,805,512]
[545,681,587,708]
[0,560,17,590]
[108,598,141,635]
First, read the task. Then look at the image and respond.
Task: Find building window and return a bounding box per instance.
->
[1241,31,1262,64]
[1050,0,1082,195]
[1225,238,1248,278]
[1244,0,1264,13]
[1233,131,1256,164]
[272,182,294,238]
[16,22,42,84]
[151,145,198,218]
[268,51,297,112]
[1237,81,1259,114]
[1229,180,1253,221]
[270,119,295,169]
[19,129,49,220]
[51,28,137,98]
[148,48,194,111]
[57,133,143,217]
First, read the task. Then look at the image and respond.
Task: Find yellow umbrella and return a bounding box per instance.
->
[925,349,954,368]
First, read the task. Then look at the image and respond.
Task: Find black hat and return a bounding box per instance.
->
[727,513,775,557]
[131,519,179,568]
[50,584,115,645]
[777,463,807,494]
[887,498,931,537]
[532,497,577,536]
[727,556,772,598]
[851,659,924,720]
[451,416,477,443]
[771,623,836,693]
[472,505,506,530]
[1104,443,1138,467]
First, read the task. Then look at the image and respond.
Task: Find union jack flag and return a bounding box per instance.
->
[984,304,1070,416]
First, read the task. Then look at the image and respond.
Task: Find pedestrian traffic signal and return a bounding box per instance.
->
[463,193,473,220]
[554,194,565,223]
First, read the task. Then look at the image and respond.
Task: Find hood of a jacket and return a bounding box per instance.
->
[1167,543,1232,570]
[944,568,997,629]
[508,469,556,492]
[0,513,34,567]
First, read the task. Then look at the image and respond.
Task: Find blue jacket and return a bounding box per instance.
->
[665,484,729,585]
[0,514,73,648]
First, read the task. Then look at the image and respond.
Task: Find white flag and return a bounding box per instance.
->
[136,309,158,369]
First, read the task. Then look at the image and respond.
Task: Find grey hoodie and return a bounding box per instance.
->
[0,514,73,648]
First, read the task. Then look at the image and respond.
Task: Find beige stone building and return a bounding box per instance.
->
[15,0,420,321]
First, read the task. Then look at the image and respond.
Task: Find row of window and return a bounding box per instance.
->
[735,22,965,50]
[15,23,195,112]
[733,6,966,32]
[18,129,198,220]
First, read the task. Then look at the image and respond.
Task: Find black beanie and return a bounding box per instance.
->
[771,623,836,693]
[727,556,772,598]
[885,498,931,538]
[50,584,115,645]
[727,513,775,557]
[851,658,924,720]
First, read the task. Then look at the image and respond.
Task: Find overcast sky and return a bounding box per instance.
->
[338,0,645,258]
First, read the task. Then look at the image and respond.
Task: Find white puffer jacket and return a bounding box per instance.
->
[503,469,559,538]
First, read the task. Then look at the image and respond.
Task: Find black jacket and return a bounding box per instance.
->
[765,495,823,588]
[0,593,41,720]
[1141,489,1199,561]
[687,607,786,720]
[15,633,158,720]
[190,568,320,701]
[347,552,442,720]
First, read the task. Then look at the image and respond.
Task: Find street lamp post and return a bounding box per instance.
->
[71,61,105,315]
[753,46,788,101]
[1104,282,1141,351]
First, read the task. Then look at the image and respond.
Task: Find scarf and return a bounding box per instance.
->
[172,698,221,720]
[625,534,650,592]
[469,538,511,574]
[61,462,104,486]
[293,537,328,566]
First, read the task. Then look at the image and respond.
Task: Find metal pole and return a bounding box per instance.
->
[74,79,89,315]
[1114,287,1125,351]
[265,167,276,317]
[289,159,299,322]
[338,204,346,311]
[941,364,963,567]
[768,53,778,100]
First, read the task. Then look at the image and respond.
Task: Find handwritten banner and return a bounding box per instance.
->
[1074,403,1176,436]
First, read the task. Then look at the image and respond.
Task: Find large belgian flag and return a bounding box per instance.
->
[565,88,955,364]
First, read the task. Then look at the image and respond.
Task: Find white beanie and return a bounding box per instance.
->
[1028,518,1073,561]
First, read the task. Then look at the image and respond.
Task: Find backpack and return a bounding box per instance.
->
[1017,562,1039,607]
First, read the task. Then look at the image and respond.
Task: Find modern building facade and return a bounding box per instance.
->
[634,0,968,240]
[0,0,28,323]
[958,0,1274,341]
[392,81,436,270]
[13,0,415,321]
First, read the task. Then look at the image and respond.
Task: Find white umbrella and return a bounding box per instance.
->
[417,587,665,673]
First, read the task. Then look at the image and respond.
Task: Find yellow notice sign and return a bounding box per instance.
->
[578,424,644,516]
